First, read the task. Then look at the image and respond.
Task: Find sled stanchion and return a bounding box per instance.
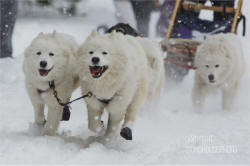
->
[166,0,182,39]
[231,0,243,33]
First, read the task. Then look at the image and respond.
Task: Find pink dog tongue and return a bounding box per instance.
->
[39,69,49,76]
[91,67,101,76]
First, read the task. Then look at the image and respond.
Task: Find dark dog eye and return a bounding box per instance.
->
[215,65,220,68]
[36,51,41,55]
[205,65,209,68]
[89,51,94,54]
[102,51,107,55]
[49,52,54,56]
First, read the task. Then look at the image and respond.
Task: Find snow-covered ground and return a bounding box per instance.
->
[0,0,249,164]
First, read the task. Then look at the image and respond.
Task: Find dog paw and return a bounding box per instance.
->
[28,122,45,136]
[44,124,57,136]
[35,118,46,125]
[44,129,56,136]
[222,105,232,111]
[89,120,105,133]
[120,127,132,140]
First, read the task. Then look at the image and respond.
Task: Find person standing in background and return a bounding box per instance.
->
[113,0,137,29]
[114,0,156,37]
[156,0,175,37]
[156,0,235,38]
[0,0,17,58]
[130,0,155,37]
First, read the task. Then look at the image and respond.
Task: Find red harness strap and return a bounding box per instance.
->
[164,58,197,70]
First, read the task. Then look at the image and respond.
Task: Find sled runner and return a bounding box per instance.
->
[162,0,245,81]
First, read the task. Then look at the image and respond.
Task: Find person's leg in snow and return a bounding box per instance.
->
[130,0,154,37]
[113,0,137,29]
[0,0,17,58]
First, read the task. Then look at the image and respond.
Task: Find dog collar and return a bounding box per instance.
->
[98,98,112,104]
[93,93,114,105]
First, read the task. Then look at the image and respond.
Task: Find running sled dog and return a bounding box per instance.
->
[77,30,164,140]
[193,33,245,110]
[106,23,165,106]
[23,31,79,135]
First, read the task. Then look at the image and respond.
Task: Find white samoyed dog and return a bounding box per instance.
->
[77,30,150,140]
[105,23,165,105]
[23,31,79,135]
[193,33,245,110]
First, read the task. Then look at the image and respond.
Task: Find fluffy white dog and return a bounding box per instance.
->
[23,31,79,135]
[192,33,245,110]
[77,30,150,140]
[105,23,165,107]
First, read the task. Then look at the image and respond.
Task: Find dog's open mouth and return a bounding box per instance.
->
[89,66,108,78]
[39,67,53,76]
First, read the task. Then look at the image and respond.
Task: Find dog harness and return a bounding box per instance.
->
[92,93,114,105]
[37,88,50,95]
[98,98,112,105]
[47,80,92,121]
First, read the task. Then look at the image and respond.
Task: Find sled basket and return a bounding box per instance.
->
[161,38,201,57]
[162,0,244,81]
[165,0,244,40]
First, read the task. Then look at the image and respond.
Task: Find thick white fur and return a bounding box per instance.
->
[23,31,79,135]
[136,37,165,108]
[77,30,150,135]
[193,33,245,110]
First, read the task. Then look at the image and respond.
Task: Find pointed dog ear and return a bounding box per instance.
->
[86,29,98,41]
[37,32,44,37]
[110,30,117,39]
[225,54,231,59]
[90,29,98,37]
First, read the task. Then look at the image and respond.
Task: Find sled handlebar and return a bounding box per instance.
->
[182,1,236,14]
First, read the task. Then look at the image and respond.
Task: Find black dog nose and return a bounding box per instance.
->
[92,57,100,64]
[40,61,47,68]
[208,74,214,81]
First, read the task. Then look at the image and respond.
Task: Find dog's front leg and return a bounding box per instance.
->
[31,101,45,125]
[106,109,126,136]
[26,86,46,125]
[33,103,45,125]
[192,76,207,111]
[222,82,238,110]
[106,83,135,136]
[122,77,148,140]
[87,103,104,133]
[44,103,63,136]
[43,92,64,136]
[106,97,129,136]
